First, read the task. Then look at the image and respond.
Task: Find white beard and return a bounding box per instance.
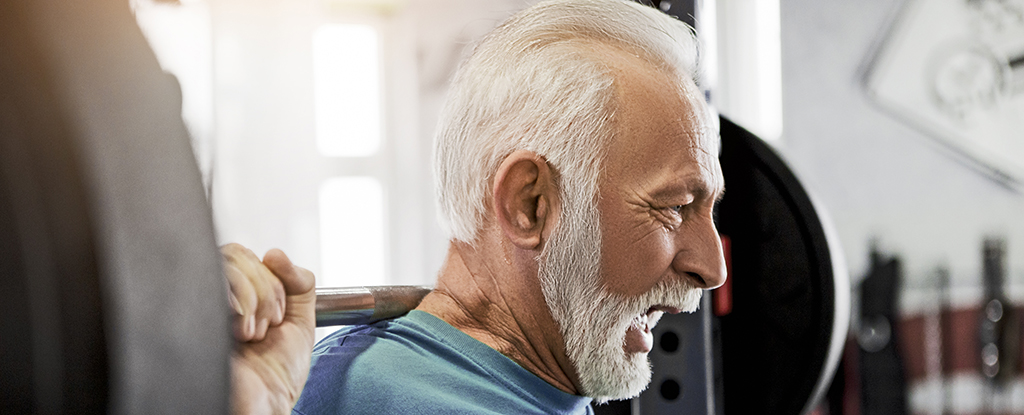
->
[537,195,703,403]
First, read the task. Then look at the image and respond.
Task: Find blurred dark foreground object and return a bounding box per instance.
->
[0,0,228,413]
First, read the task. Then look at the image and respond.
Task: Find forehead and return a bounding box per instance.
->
[597,47,722,199]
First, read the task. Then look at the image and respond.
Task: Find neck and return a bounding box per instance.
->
[415,240,581,396]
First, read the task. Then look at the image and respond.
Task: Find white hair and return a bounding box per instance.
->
[433,0,704,243]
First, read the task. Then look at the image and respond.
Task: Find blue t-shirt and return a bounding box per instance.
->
[292,310,594,415]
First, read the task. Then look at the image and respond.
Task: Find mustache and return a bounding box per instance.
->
[607,276,703,317]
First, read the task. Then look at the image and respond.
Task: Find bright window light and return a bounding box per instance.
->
[714,0,783,142]
[313,24,381,157]
[755,0,782,141]
[319,177,386,287]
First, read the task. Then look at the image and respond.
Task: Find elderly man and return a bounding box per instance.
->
[225,0,727,413]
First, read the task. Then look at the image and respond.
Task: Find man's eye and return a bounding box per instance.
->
[670,205,685,214]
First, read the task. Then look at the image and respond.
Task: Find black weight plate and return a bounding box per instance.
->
[716,116,846,415]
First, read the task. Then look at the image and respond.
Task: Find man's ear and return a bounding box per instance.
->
[492,150,557,251]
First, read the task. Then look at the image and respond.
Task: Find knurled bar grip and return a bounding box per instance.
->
[315,286,433,327]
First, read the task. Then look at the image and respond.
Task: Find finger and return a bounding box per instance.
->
[263,249,317,331]
[253,316,271,340]
[226,284,243,317]
[224,263,257,342]
[221,242,261,265]
[252,264,286,328]
[222,244,260,341]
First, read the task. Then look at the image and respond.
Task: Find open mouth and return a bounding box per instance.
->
[633,305,681,331]
[650,305,682,315]
[625,305,685,353]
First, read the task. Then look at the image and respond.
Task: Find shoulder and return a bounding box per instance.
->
[292,312,583,415]
[293,316,496,414]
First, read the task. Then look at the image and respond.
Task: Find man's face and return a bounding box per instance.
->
[597,59,727,355]
[538,50,726,402]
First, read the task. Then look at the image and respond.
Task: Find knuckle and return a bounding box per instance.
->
[220,243,243,256]
[221,243,258,263]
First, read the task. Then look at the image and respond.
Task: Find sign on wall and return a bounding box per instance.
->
[864,0,1024,190]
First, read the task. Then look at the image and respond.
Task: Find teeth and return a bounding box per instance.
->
[634,312,650,332]
[630,313,647,331]
[630,309,661,333]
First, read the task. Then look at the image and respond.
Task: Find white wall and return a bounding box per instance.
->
[197,0,537,288]
[776,0,1024,305]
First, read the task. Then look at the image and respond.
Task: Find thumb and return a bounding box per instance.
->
[262,249,315,296]
[262,249,316,328]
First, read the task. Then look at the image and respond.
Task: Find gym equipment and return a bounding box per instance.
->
[711,117,849,415]
[856,250,908,415]
[315,286,432,327]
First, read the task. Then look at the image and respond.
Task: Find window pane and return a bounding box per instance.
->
[319,177,386,287]
[313,24,381,157]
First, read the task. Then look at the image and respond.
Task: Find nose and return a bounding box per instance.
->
[671,217,727,289]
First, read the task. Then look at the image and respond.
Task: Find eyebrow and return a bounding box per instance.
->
[693,181,725,205]
[651,174,725,204]
[705,167,726,204]
[713,186,726,203]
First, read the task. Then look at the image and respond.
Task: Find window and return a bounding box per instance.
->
[712,0,783,141]
[313,24,382,157]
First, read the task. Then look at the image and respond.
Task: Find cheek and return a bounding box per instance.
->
[599,221,676,298]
